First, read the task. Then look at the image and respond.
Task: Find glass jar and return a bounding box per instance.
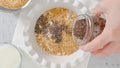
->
[72,14,106,45]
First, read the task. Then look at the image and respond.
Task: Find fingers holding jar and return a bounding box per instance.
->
[80,0,120,57]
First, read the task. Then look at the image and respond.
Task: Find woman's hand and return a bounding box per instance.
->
[80,0,120,56]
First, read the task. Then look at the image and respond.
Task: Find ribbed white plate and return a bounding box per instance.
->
[12,0,90,68]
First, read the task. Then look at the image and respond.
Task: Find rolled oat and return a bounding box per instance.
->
[0,0,28,9]
[35,8,79,56]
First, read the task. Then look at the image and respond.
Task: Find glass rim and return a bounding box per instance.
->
[0,42,22,68]
[0,0,31,13]
[72,14,94,45]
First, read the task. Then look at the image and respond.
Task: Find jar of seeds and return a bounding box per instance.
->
[72,14,106,45]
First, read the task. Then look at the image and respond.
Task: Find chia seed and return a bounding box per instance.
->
[35,15,49,34]
[49,21,62,43]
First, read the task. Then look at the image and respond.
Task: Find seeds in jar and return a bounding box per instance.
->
[73,16,106,44]
[0,0,28,9]
[35,7,79,56]
[73,19,87,40]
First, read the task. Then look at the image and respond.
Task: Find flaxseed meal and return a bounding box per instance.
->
[0,0,28,9]
[35,8,79,56]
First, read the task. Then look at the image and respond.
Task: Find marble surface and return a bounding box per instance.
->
[0,2,120,68]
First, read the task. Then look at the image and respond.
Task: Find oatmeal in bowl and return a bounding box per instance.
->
[35,7,79,56]
[14,0,90,68]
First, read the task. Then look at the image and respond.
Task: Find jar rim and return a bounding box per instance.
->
[72,14,94,45]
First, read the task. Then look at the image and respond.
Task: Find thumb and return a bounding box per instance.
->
[80,32,109,52]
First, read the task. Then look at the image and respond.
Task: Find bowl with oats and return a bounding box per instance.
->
[0,0,31,12]
[14,0,90,68]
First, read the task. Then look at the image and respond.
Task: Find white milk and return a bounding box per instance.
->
[0,44,21,68]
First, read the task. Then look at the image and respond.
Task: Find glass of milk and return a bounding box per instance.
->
[0,43,22,68]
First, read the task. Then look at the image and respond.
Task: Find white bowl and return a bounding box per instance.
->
[12,0,90,68]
